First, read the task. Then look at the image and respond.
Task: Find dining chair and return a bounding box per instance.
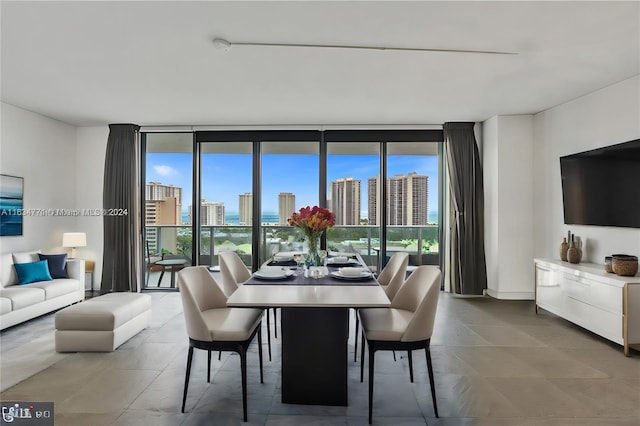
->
[177,266,264,422]
[354,252,409,361]
[359,265,441,424]
[219,251,273,361]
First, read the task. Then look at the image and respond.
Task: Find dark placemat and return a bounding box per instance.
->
[245,273,376,286]
[325,261,361,268]
[267,260,298,267]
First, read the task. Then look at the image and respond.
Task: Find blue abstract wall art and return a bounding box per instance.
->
[0,174,24,236]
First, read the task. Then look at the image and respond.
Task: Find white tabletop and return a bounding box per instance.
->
[226,284,390,308]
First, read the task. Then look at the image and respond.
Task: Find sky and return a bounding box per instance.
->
[146,152,439,215]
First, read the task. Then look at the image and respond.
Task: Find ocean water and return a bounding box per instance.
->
[182,211,439,225]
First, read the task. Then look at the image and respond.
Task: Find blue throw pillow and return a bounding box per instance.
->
[14,260,53,285]
[38,253,68,279]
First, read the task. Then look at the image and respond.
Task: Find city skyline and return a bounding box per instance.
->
[146,152,439,216]
[148,173,433,227]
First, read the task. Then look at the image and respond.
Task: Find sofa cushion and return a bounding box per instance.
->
[14,260,52,285]
[0,287,46,310]
[38,253,68,279]
[12,250,40,264]
[1,250,40,286]
[28,279,80,300]
[0,253,15,287]
[0,297,11,315]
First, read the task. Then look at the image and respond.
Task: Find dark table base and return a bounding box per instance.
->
[281,307,349,406]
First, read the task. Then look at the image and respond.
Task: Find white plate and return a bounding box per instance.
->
[331,270,372,280]
[254,269,295,280]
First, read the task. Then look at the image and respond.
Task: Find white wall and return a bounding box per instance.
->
[76,126,109,289]
[0,103,109,290]
[483,115,535,299]
[0,103,78,254]
[533,76,640,266]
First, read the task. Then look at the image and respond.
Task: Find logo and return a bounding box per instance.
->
[0,402,53,425]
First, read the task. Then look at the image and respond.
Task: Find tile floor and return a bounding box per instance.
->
[1,290,639,425]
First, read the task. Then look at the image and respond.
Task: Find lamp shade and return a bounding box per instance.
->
[62,232,86,248]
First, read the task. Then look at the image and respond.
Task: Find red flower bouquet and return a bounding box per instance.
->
[288,206,335,266]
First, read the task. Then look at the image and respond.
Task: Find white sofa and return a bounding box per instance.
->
[0,250,85,330]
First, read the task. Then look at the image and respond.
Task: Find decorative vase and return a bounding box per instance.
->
[612,254,638,277]
[567,239,581,264]
[305,233,321,267]
[604,256,613,273]
[560,237,569,261]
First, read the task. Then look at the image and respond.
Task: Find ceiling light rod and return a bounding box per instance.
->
[212,38,515,55]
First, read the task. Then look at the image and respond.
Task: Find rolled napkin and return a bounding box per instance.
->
[338,267,367,277]
[332,256,349,263]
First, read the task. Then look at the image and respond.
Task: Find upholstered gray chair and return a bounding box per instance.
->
[219,250,274,360]
[359,265,441,424]
[177,266,264,421]
[354,252,409,361]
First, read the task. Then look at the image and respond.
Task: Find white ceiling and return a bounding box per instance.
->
[1,1,639,127]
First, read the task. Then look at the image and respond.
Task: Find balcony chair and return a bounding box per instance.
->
[354,252,409,361]
[144,241,162,286]
[177,266,264,422]
[219,251,274,361]
[359,265,441,424]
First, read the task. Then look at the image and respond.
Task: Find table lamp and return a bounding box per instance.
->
[62,232,86,258]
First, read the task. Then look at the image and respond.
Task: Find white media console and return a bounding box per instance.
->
[534,258,640,356]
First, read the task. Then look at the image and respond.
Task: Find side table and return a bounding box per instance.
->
[84,260,95,291]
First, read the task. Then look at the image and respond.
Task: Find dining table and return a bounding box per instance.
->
[226,254,390,406]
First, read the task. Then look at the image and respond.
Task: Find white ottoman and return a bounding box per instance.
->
[55,292,151,352]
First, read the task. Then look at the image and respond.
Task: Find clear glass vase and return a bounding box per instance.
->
[305,233,321,267]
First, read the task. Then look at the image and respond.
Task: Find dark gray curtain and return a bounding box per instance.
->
[101,124,140,294]
[444,122,487,295]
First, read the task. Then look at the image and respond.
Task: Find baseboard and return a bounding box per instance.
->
[486,288,535,300]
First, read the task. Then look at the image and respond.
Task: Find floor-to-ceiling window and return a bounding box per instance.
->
[142,132,193,289]
[323,130,442,272]
[326,141,381,270]
[199,141,253,269]
[141,129,442,288]
[385,141,440,268]
[260,140,319,265]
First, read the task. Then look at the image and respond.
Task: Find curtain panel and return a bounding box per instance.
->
[444,122,487,295]
[101,123,141,293]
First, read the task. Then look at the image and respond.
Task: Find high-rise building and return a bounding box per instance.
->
[145,182,183,254]
[278,192,295,225]
[190,200,225,226]
[368,173,428,226]
[330,177,361,225]
[368,176,380,226]
[239,193,253,225]
[145,197,180,225]
[146,181,182,205]
[387,174,406,226]
[405,172,428,225]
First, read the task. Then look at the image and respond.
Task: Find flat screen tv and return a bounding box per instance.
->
[560,138,640,228]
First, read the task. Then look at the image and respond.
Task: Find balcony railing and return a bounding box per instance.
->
[145,224,439,288]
